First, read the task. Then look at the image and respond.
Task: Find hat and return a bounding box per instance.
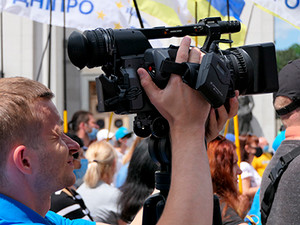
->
[97,129,114,141]
[225,133,235,142]
[115,127,132,141]
[274,59,300,115]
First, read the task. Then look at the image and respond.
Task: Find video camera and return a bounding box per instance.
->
[67,17,278,139]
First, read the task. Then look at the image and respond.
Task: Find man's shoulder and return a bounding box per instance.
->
[260,140,300,201]
[46,211,95,225]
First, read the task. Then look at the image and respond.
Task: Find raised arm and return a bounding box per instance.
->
[137,36,212,225]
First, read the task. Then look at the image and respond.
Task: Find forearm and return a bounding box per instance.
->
[244,186,259,199]
[242,180,259,199]
[157,126,213,225]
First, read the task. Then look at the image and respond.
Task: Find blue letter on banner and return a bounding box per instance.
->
[46,0,55,10]
[286,0,299,9]
[13,0,29,7]
[67,0,77,12]
[31,0,43,8]
[79,0,93,14]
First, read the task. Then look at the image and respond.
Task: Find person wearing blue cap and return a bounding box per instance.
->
[113,127,133,186]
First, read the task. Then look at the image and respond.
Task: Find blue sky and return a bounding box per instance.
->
[275,17,300,50]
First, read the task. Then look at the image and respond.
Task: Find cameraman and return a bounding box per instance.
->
[0,36,238,225]
[136,36,239,225]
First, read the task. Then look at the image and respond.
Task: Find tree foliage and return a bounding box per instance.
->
[276,44,300,72]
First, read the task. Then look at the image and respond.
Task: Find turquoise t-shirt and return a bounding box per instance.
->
[0,193,95,225]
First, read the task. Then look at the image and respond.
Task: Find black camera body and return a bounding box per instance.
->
[68,17,278,138]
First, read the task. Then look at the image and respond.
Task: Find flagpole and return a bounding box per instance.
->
[133,0,144,28]
[195,0,198,47]
[0,12,4,78]
[244,3,255,45]
[226,0,232,48]
[48,0,53,88]
[208,0,212,17]
[63,0,68,133]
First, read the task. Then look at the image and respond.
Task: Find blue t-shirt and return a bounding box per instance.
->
[115,162,129,188]
[0,193,95,225]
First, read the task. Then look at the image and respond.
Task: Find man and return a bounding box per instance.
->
[68,110,99,148]
[0,77,90,223]
[0,36,238,225]
[260,59,300,225]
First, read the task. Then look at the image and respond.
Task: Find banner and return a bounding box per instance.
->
[252,0,300,29]
[0,0,247,47]
[0,0,142,30]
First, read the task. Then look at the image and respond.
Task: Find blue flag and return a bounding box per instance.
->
[209,0,245,21]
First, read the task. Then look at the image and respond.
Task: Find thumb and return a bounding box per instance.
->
[137,68,161,103]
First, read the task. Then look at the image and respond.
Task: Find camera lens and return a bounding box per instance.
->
[67,28,113,69]
[224,48,254,95]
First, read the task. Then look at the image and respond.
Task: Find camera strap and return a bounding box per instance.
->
[260,146,300,224]
[276,98,300,116]
[159,60,200,87]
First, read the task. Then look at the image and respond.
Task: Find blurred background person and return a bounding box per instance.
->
[251,136,272,177]
[207,135,249,225]
[272,127,286,154]
[50,133,93,221]
[118,138,159,223]
[239,134,262,204]
[115,137,143,188]
[77,141,126,225]
[68,110,99,149]
[97,128,114,143]
[113,126,133,186]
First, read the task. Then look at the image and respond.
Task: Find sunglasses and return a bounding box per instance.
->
[73,152,79,159]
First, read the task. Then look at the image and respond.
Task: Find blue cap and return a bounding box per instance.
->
[115,127,132,141]
[225,133,235,142]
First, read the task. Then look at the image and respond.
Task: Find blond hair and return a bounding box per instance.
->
[84,140,116,188]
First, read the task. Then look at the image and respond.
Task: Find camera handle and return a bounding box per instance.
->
[142,135,171,225]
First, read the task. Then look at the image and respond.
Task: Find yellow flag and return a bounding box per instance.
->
[135,0,247,48]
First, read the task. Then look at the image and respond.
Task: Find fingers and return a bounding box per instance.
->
[228,91,239,118]
[137,68,161,104]
[205,91,239,142]
[188,47,201,63]
[175,36,191,63]
[214,106,228,129]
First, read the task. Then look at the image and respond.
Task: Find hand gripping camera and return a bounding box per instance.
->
[67,17,278,140]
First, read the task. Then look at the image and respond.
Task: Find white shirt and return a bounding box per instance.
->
[240,161,261,187]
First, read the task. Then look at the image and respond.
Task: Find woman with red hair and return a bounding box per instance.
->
[207,136,249,225]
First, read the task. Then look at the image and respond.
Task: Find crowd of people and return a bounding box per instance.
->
[0,35,299,225]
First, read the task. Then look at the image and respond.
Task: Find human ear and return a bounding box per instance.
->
[79,121,88,129]
[244,145,250,154]
[13,145,32,174]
